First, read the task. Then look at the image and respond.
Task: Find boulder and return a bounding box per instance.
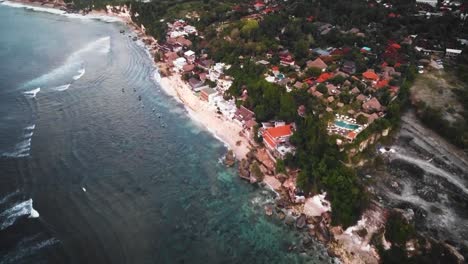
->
[296,214,307,229]
[224,150,236,167]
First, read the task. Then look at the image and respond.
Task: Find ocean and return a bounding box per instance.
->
[0,3,332,264]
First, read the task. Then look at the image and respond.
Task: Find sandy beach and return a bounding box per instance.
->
[159,74,251,160]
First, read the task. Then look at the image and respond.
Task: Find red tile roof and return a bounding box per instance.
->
[376,79,389,88]
[362,70,379,80]
[347,131,357,140]
[266,125,292,138]
[317,72,333,83]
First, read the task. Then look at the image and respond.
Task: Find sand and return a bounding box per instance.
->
[159,74,251,160]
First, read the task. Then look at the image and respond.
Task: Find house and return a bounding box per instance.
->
[294,81,304,89]
[356,94,367,102]
[362,97,382,113]
[263,124,294,159]
[326,84,340,96]
[188,77,204,90]
[198,59,214,71]
[416,0,438,7]
[316,72,333,83]
[362,70,379,81]
[306,58,328,71]
[313,48,331,56]
[341,61,356,74]
[183,25,197,35]
[245,119,258,139]
[173,57,187,71]
[182,64,195,73]
[234,105,255,124]
[280,55,295,66]
[175,36,192,47]
[164,51,179,63]
[184,50,196,63]
[209,63,228,81]
[200,87,217,102]
[297,105,306,117]
[254,1,265,11]
[446,48,463,58]
[351,87,360,95]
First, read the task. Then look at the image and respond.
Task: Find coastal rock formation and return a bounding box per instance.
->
[224,150,236,167]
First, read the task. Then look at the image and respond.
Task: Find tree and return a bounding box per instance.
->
[279,93,297,121]
[240,19,259,40]
[317,83,328,94]
[356,115,368,125]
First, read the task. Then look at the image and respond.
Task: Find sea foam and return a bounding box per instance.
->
[0,199,39,230]
[52,84,71,92]
[73,68,86,80]
[1,1,123,23]
[23,87,40,98]
[23,37,110,89]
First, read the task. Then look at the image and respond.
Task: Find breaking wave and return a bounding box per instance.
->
[23,37,110,89]
[52,84,71,92]
[23,87,40,98]
[73,68,86,80]
[1,1,123,22]
[1,125,35,158]
[0,199,39,230]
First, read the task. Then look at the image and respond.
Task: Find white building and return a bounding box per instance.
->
[184,50,196,63]
[446,48,463,58]
[184,25,197,35]
[173,57,187,71]
[416,0,438,7]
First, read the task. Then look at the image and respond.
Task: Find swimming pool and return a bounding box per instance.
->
[335,120,360,130]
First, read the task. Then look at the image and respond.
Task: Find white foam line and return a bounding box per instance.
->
[1,1,123,22]
[73,68,85,80]
[23,87,40,98]
[25,124,35,130]
[52,84,71,91]
[0,199,37,230]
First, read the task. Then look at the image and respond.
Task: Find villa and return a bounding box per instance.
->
[263,124,295,159]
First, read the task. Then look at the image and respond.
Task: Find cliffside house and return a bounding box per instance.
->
[200,87,217,102]
[234,105,255,125]
[263,124,295,159]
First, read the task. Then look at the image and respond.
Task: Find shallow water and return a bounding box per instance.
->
[0,5,332,263]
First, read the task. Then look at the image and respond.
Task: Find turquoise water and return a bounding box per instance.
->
[334,120,360,130]
[0,4,332,264]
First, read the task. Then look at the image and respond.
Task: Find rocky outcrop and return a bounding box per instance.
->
[224,150,236,167]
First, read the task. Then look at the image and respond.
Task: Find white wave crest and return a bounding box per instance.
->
[1,125,35,158]
[23,87,40,98]
[73,68,86,80]
[52,84,71,92]
[23,37,110,88]
[0,199,38,230]
[1,1,123,22]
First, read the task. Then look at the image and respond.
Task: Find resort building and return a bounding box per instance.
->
[263,124,295,159]
[200,87,217,103]
[416,0,438,7]
[445,48,463,58]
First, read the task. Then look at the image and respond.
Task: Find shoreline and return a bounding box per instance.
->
[1,0,250,160]
[1,1,381,263]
